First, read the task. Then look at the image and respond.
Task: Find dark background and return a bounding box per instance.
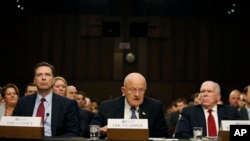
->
[0,0,250,107]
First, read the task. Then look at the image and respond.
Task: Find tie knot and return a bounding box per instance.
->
[208,109,213,113]
[41,98,46,102]
[131,107,136,111]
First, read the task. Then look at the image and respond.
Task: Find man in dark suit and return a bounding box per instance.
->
[174,80,240,139]
[89,72,168,138]
[12,62,80,137]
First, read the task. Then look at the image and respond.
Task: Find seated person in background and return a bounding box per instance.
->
[76,91,87,109]
[90,98,99,113]
[191,92,201,105]
[238,92,245,110]
[52,76,68,96]
[174,80,240,139]
[76,90,96,137]
[0,83,19,117]
[89,72,168,138]
[0,87,3,104]
[238,85,250,119]
[24,83,37,96]
[228,89,240,107]
[166,97,188,137]
[85,97,92,111]
[12,62,80,137]
[67,85,77,100]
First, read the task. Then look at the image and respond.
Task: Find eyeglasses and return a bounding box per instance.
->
[126,88,146,94]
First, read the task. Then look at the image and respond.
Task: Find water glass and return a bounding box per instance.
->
[90,125,100,140]
[193,127,202,141]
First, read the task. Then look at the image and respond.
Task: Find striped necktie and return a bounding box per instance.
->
[131,107,137,119]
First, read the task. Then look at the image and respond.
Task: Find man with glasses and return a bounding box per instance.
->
[89,72,168,138]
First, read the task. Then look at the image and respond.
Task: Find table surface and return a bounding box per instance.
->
[0,137,190,141]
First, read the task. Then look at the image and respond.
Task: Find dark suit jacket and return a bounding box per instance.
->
[79,108,96,137]
[165,111,180,137]
[238,107,250,120]
[90,96,168,138]
[174,104,240,139]
[12,93,80,137]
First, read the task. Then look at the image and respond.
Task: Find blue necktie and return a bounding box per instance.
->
[131,107,137,119]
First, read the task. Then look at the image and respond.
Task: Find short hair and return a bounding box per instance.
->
[54,76,68,86]
[1,83,20,98]
[176,97,188,104]
[123,72,147,87]
[200,80,221,94]
[33,62,55,76]
[77,91,86,99]
[25,83,36,91]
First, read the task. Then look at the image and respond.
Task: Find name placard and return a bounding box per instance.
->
[0,116,42,127]
[107,119,148,129]
[221,120,250,131]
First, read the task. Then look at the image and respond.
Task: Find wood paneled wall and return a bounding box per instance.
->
[1,15,250,107]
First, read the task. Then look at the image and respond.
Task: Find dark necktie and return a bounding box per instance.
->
[36,98,46,123]
[131,107,137,119]
[208,109,217,136]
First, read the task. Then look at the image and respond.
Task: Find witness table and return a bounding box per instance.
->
[0,137,191,141]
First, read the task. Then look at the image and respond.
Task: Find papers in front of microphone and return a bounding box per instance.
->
[107,118,148,129]
[220,120,250,131]
[0,116,42,127]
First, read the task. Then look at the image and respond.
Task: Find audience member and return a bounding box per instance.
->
[238,85,250,119]
[238,93,245,110]
[165,101,177,114]
[0,86,4,104]
[166,97,188,137]
[217,99,224,105]
[76,91,86,109]
[12,62,80,137]
[0,83,19,117]
[174,80,240,139]
[53,76,68,96]
[90,72,168,138]
[67,85,77,100]
[85,97,92,111]
[65,86,95,137]
[228,89,240,107]
[191,92,201,105]
[24,83,37,96]
[90,98,99,113]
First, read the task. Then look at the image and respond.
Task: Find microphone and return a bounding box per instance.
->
[44,113,50,124]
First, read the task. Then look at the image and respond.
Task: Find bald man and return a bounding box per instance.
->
[228,89,240,107]
[89,72,168,138]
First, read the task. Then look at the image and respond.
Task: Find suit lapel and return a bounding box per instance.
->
[27,94,37,115]
[217,105,226,128]
[138,99,149,119]
[115,96,125,118]
[195,106,207,136]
